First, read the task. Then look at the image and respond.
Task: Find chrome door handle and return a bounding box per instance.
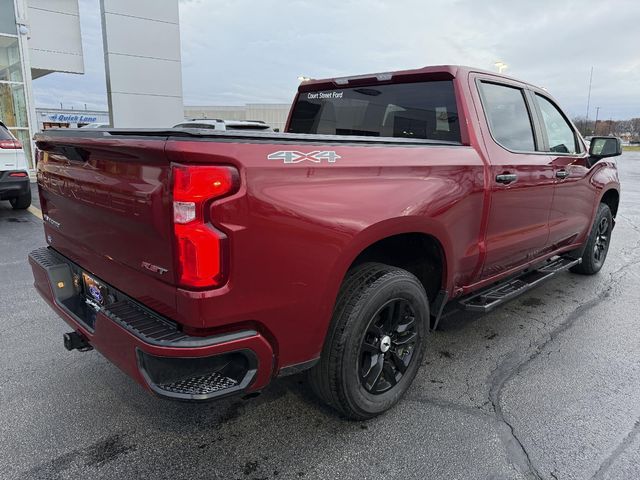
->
[556,170,569,179]
[496,173,517,184]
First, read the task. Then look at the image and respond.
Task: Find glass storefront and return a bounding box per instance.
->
[0,82,27,127]
[0,0,18,36]
[1,1,33,167]
[0,36,22,82]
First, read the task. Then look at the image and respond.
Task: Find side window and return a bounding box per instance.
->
[479,82,535,152]
[535,95,577,154]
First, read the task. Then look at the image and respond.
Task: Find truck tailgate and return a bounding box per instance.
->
[36,136,178,290]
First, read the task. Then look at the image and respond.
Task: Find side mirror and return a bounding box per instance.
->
[589,136,622,160]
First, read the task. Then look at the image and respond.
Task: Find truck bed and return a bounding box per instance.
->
[34,127,480,370]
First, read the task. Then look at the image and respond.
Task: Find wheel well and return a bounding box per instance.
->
[349,233,445,301]
[601,189,619,217]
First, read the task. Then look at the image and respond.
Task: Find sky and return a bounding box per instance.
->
[32,0,640,120]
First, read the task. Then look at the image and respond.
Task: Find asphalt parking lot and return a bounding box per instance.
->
[1,153,639,480]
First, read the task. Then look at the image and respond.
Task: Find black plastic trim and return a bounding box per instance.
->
[136,348,258,401]
[0,171,30,198]
[277,357,320,377]
[430,289,449,331]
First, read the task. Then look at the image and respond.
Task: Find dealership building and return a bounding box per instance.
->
[1,0,87,167]
[1,0,184,168]
[35,104,291,132]
[2,0,291,170]
[35,108,110,130]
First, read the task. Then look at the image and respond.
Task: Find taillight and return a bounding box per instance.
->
[9,172,28,177]
[0,140,21,149]
[172,165,239,288]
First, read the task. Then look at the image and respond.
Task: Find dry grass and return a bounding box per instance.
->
[623,145,640,151]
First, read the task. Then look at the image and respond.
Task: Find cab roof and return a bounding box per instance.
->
[298,65,535,92]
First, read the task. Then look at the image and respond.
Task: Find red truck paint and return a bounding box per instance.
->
[30,65,620,400]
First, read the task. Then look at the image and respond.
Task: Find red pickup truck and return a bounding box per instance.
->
[29,65,621,419]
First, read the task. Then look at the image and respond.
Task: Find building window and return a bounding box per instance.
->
[1,8,33,168]
[0,81,27,127]
[0,36,22,82]
[0,0,18,35]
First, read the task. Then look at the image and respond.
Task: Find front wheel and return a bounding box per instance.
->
[308,263,429,419]
[570,203,613,275]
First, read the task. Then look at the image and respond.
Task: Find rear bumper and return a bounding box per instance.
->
[0,171,29,199]
[28,247,274,401]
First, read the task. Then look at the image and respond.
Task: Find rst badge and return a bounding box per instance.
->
[141,261,168,275]
[267,151,340,164]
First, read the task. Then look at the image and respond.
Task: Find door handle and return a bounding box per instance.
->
[555,169,569,179]
[496,173,517,184]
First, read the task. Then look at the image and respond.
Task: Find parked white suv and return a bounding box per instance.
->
[173,119,273,132]
[0,121,31,210]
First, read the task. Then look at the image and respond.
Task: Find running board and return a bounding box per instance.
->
[459,256,581,313]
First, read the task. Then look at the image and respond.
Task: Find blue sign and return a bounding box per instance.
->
[48,114,98,123]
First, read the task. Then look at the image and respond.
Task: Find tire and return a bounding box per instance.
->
[10,190,31,210]
[308,262,430,420]
[570,203,613,275]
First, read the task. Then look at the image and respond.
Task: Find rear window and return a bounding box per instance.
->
[0,124,14,140]
[287,81,460,142]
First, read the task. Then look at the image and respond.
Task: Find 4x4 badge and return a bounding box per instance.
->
[267,151,340,164]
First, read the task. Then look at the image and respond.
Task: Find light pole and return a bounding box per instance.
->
[585,66,593,134]
[594,107,601,135]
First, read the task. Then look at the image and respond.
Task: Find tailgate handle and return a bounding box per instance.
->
[54,145,90,162]
[496,173,517,184]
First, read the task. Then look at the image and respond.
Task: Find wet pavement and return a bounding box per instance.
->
[1,154,639,480]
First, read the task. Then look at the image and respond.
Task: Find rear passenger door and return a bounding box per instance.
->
[475,79,556,279]
[530,93,593,249]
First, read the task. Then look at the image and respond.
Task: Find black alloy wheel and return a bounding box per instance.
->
[593,216,610,268]
[308,262,430,419]
[359,298,418,394]
[570,202,613,275]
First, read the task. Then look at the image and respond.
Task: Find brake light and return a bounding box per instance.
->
[0,140,21,149]
[172,165,239,288]
[9,172,28,177]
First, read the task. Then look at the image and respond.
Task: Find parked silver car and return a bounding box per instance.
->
[173,119,273,132]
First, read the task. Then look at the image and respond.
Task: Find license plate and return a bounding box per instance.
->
[82,272,108,307]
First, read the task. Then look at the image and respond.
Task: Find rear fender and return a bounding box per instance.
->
[319,216,452,328]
